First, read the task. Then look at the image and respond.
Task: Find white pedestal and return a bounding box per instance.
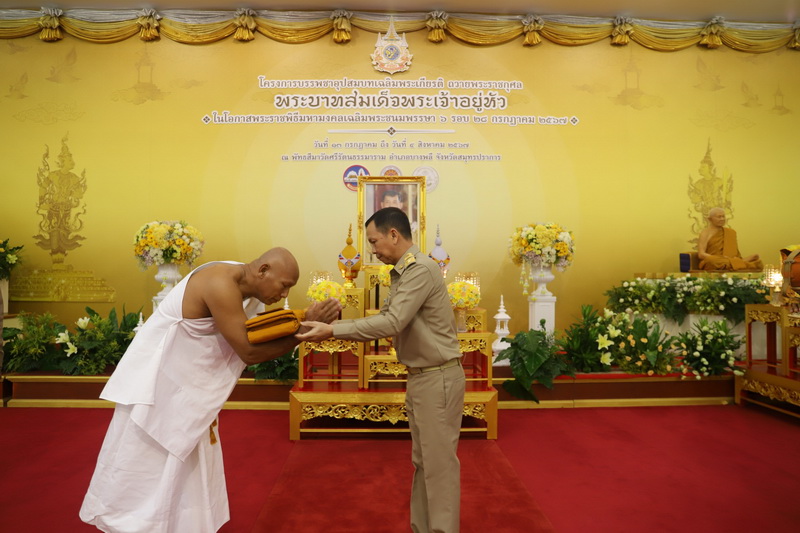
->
[528,295,556,333]
[152,263,182,313]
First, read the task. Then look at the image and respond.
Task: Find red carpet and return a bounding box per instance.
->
[253,438,554,533]
[1,406,798,532]
[496,405,800,533]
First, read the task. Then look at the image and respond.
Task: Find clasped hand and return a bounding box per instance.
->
[296,299,339,343]
[304,298,341,324]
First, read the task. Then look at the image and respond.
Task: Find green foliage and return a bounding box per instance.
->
[2,312,66,373]
[605,276,767,325]
[61,306,141,375]
[613,316,676,375]
[0,237,24,280]
[673,318,743,378]
[688,277,766,324]
[495,320,573,403]
[247,348,299,382]
[2,307,140,375]
[558,305,612,373]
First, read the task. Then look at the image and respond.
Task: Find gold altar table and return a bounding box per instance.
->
[735,304,800,418]
[290,328,497,440]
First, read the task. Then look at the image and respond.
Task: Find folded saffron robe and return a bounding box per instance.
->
[80,261,262,533]
[699,228,762,271]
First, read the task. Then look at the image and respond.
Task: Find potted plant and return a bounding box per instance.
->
[673,317,743,379]
[2,312,66,373]
[2,307,140,375]
[558,305,613,373]
[247,347,299,382]
[494,319,574,402]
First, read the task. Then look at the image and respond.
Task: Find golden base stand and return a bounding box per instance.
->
[290,287,497,439]
[734,304,800,418]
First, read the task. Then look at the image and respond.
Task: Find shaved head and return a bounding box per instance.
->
[707,207,725,218]
[256,247,298,276]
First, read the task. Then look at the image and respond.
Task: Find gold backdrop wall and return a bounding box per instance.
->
[1,29,798,332]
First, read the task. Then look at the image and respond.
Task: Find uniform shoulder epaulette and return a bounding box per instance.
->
[403,252,416,267]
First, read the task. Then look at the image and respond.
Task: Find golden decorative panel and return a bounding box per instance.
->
[741,379,800,407]
[458,338,488,354]
[463,403,487,420]
[300,402,490,424]
[10,267,115,302]
[305,338,360,354]
[746,310,782,324]
[302,403,408,424]
[369,361,408,378]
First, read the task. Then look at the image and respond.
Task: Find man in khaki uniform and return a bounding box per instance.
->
[298,207,465,533]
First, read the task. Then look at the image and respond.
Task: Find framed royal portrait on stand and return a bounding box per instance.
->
[357,176,426,265]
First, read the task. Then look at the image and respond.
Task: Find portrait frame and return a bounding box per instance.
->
[357,176,426,265]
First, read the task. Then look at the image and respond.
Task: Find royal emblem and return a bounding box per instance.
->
[371,18,412,75]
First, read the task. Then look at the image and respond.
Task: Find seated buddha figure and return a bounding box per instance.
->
[697,207,763,271]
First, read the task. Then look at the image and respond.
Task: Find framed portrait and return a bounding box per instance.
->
[357,176,426,264]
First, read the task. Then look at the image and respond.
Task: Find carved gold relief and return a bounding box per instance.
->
[35,135,87,266]
[459,338,488,354]
[369,361,408,378]
[344,294,361,309]
[687,140,734,247]
[741,379,800,407]
[305,339,359,354]
[465,314,483,332]
[463,403,487,420]
[300,402,490,424]
[790,332,800,348]
[302,403,407,424]
[746,310,781,323]
[9,136,116,303]
[368,272,380,290]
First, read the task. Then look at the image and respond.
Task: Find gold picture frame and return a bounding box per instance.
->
[357,176,426,264]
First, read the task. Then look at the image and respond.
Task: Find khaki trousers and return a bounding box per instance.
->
[406,361,465,533]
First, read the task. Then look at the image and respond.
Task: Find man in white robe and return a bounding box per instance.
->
[80,248,340,533]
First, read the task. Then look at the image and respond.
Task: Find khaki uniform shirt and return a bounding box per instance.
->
[332,245,460,368]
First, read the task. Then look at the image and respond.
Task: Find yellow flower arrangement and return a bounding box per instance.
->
[508,222,574,271]
[307,280,347,304]
[133,220,204,268]
[447,281,480,310]
[377,264,393,287]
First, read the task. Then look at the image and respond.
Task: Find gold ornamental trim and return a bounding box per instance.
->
[367,272,380,290]
[459,338,488,353]
[305,338,359,354]
[369,361,407,378]
[302,403,408,424]
[790,330,800,348]
[299,402,491,424]
[344,294,361,309]
[741,378,800,407]
[465,314,483,332]
[463,402,487,420]
[746,309,782,324]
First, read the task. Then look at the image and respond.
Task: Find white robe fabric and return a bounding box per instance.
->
[80,262,262,533]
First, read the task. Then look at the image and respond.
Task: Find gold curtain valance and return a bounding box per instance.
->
[0,8,797,54]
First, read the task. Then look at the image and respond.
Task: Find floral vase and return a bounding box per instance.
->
[456,308,468,333]
[530,265,556,298]
[1,278,8,315]
[153,262,182,310]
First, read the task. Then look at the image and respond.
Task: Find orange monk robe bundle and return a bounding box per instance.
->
[245,308,306,343]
